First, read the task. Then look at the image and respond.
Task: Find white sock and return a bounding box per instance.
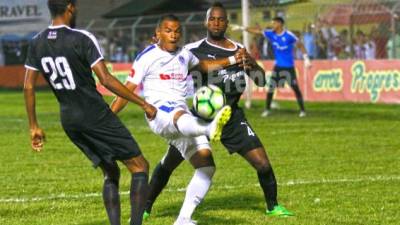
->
[177,166,215,219]
[176,113,209,137]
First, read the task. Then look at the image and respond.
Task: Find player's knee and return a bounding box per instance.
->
[173,110,187,126]
[197,166,216,179]
[102,164,121,184]
[190,149,215,168]
[123,155,149,174]
[255,162,272,174]
[160,145,184,171]
[137,158,150,173]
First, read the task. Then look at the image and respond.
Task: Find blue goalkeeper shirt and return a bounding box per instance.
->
[263,29,298,68]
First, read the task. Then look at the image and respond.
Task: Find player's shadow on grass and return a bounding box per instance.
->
[156,193,262,224]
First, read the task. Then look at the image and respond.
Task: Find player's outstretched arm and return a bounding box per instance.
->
[245,27,263,35]
[196,49,247,72]
[230,24,263,35]
[24,69,45,152]
[92,61,157,119]
[110,82,137,114]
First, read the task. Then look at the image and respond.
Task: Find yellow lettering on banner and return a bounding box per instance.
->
[351,61,400,102]
[313,69,343,92]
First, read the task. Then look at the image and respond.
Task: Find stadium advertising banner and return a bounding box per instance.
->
[0,0,50,34]
[1,60,399,104]
[253,60,400,104]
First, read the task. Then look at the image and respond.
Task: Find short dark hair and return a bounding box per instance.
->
[157,14,180,28]
[207,2,227,19]
[47,0,76,18]
[211,2,224,8]
[272,16,285,24]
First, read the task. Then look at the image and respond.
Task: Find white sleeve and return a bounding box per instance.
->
[126,59,146,85]
[188,50,200,69]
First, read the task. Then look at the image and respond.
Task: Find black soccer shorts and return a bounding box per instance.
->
[269,66,298,88]
[221,108,264,155]
[63,112,142,167]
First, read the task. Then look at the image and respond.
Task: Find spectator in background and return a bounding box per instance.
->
[302,23,317,59]
[373,24,390,59]
[338,29,350,59]
[111,47,129,62]
[315,29,327,59]
[96,33,108,59]
[0,41,4,66]
[386,32,400,59]
[353,30,366,59]
[365,33,376,60]
[293,30,303,59]
[249,36,261,59]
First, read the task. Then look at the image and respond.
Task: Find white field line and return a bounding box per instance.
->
[0,175,399,203]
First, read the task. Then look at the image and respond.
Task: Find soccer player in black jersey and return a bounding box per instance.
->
[23,1,156,225]
[142,2,294,219]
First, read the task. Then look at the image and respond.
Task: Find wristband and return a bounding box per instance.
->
[228,56,237,65]
[302,54,310,61]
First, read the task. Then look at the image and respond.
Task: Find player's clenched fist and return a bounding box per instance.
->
[143,103,157,121]
[30,127,45,152]
[235,48,253,69]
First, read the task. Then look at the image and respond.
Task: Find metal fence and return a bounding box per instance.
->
[80,0,400,62]
[84,12,207,62]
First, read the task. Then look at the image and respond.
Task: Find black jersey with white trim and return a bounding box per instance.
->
[25,25,108,126]
[186,38,246,108]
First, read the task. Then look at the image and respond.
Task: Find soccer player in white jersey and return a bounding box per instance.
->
[111,15,249,225]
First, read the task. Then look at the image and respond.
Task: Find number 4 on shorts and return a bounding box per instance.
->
[241,122,255,136]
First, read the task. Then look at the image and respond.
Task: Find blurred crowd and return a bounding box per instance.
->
[91,29,204,63]
[250,21,400,61]
[1,22,400,66]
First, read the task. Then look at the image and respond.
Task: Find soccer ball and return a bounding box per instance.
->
[193,84,226,120]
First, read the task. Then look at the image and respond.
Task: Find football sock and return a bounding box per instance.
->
[176,113,208,137]
[291,83,305,111]
[130,172,149,225]
[177,166,215,219]
[265,90,275,110]
[103,178,121,225]
[257,167,278,211]
[145,162,173,213]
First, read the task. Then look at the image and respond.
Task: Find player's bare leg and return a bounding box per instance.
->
[240,147,293,217]
[174,148,216,225]
[144,145,184,217]
[122,155,150,225]
[100,161,121,225]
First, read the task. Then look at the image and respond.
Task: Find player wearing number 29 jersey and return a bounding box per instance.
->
[23,2,157,225]
[25,25,108,126]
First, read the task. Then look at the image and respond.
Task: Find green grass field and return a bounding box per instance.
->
[0,91,399,225]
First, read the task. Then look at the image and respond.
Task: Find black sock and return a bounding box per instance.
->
[145,163,173,213]
[265,91,275,110]
[291,84,305,111]
[130,172,149,225]
[103,178,121,225]
[257,168,278,211]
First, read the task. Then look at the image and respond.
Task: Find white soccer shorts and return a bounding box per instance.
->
[146,100,211,160]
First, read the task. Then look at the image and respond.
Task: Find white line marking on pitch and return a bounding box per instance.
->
[0,176,398,203]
